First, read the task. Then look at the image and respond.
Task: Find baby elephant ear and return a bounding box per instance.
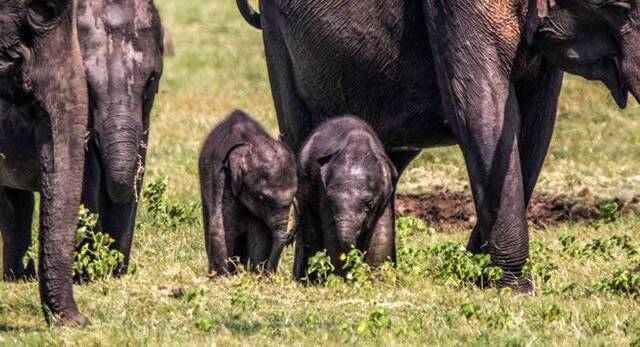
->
[223,142,250,197]
[317,151,338,188]
[525,0,556,44]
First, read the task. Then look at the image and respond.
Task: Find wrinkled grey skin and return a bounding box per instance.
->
[0,0,90,325]
[199,110,297,276]
[77,0,163,276]
[240,0,640,290]
[294,117,397,281]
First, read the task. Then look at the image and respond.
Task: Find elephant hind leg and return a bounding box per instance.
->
[0,188,36,282]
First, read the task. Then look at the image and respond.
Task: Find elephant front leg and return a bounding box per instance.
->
[293,204,322,282]
[0,188,36,281]
[201,167,236,276]
[423,1,530,291]
[364,203,396,266]
[38,126,89,326]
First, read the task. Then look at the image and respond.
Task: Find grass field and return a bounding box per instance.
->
[1,0,640,345]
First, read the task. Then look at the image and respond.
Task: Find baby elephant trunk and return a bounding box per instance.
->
[335,219,359,250]
[101,114,142,203]
[265,213,291,274]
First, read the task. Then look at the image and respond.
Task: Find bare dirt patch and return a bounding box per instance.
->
[397,190,640,229]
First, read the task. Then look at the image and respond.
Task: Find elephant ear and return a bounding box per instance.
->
[27,0,71,31]
[317,150,339,188]
[525,0,557,44]
[223,142,251,197]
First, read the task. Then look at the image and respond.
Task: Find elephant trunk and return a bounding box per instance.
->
[335,218,359,249]
[265,212,291,273]
[99,111,142,203]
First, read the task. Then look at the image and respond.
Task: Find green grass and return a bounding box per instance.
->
[1,0,639,345]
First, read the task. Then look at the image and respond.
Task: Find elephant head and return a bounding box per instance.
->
[226,141,298,244]
[317,133,397,250]
[534,0,640,107]
[77,0,163,203]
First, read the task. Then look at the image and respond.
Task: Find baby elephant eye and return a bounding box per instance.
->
[363,199,375,212]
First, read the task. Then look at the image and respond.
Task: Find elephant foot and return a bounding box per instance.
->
[53,312,92,327]
[3,263,37,283]
[497,271,534,294]
[112,263,129,278]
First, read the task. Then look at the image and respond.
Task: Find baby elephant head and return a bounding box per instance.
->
[225,140,298,239]
[318,132,397,249]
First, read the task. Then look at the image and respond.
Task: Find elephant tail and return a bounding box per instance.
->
[236,0,261,29]
[285,199,300,247]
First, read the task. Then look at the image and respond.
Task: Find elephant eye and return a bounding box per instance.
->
[363,199,375,212]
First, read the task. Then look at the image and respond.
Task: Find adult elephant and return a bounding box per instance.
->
[0,0,90,325]
[239,0,640,290]
[77,0,164,276]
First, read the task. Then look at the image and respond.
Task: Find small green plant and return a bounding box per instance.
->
[306,250,335,283]
[559,234,579,257]
[542,304,566,322]
[593,267,640,295]
[523,240,558,286]
[592,201,622,226]
[142,178,199,229]
[424,242,502,287]
[355,308,392,336]
[230,281,256,312]
[459,300,483,320]
[396,216,434,239]
[342,247,372,286]
[580,238,616,260]
[194,317,216,332]
[21,243,36,269]
[74,206,125,282]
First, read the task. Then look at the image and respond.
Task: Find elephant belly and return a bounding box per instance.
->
[0,99,41,191]
[282,0,454,149]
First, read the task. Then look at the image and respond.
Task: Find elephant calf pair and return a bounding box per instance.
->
[199,111,396,279]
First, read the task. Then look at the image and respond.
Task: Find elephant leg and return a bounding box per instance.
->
[81,142,101,214]
[201,167,232,276]
[387,149,421,178]
[516,66,564,205]
[364,203,396,266]
[423,1,530,291]
[0,188,36,281]
[39,128,89,325]
[99,199,138,276]
[261,5,313,152]
[247,219,272,273]
[293,204,322,282]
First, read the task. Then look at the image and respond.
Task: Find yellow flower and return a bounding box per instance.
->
[340,253,347,261]
[108,237,116,244]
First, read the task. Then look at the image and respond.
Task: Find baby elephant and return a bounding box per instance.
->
[199,110,297,275]
[294,116,398,281]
